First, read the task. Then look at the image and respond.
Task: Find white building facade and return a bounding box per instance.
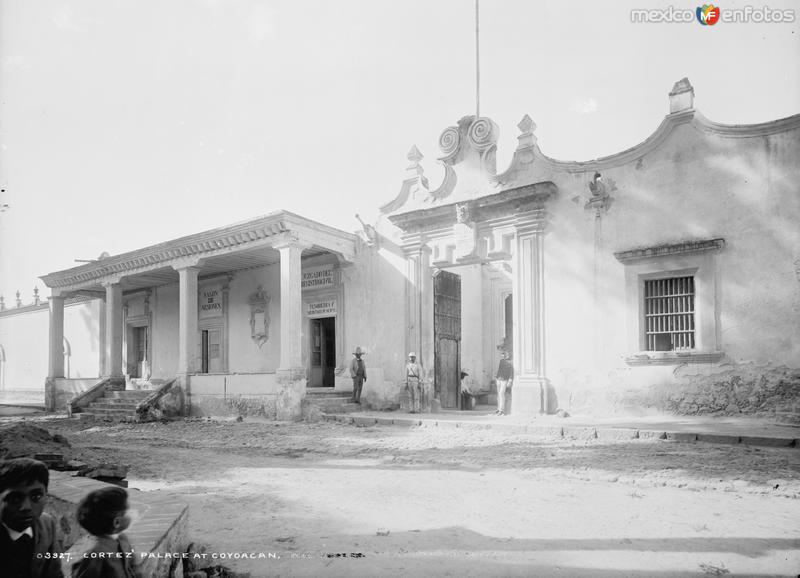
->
[1,79,797,422]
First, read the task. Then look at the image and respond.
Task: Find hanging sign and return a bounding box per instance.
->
[199,284,223,319]
[306,299,337,318]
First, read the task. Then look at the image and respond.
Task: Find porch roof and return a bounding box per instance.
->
[40,211,357,294]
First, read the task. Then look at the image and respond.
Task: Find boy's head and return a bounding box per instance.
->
[0,458,50,532]
[77,487,131,536]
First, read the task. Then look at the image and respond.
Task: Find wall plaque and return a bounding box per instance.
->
[306,299,337,318]
[248,285,271,348]
[301,265,336,290]
[199,284,223,319]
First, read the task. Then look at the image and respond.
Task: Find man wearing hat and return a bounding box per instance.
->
[349,346,367,404]
[405,352,422,414]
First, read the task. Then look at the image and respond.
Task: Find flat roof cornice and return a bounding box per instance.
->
[41,210,357,291]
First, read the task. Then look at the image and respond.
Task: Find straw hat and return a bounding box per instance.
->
[353,346,364,355]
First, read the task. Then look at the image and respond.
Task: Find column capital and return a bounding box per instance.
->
[101,276,126,288]
[402,241,432,256]
[48,290,67,300]
[272,232,312,252]
[171,257,205,271]
[514,216,547,236]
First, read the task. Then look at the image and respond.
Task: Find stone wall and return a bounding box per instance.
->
[562,362,800,424]
[189,393,278,418]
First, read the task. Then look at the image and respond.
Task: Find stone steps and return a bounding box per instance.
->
[88,402,140,411]
[306,391,362,415]
[107,391,152,399]
[78,388,156,421]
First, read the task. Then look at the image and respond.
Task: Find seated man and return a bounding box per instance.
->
[460,370,477,410]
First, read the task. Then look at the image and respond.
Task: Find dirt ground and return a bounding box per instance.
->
[7,415,800,577]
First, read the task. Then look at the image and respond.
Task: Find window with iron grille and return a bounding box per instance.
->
[644,276,695,351]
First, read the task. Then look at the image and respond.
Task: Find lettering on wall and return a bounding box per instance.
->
[301,265,336,290]
[306,299,337,318]
[199,284,224,319]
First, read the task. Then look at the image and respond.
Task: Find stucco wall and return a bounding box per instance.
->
[228,265,281,373]
[0,299,100,394]
[341,238,407,397]
[534,119,800,420]
[151,284,179,378]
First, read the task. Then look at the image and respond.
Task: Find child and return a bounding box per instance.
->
[0,457,65,578]
[71,487,140,578]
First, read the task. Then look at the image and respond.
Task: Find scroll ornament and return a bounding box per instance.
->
[248,285,271,348]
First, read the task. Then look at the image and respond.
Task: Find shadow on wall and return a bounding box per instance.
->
[545,131,800,418]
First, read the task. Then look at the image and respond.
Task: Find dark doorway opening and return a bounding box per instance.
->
[201,328,222,374]
[310,316,336,387]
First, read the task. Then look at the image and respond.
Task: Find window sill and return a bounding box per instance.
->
[624,351,724,366]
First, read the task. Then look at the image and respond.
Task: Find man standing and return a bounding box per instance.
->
[495,350,514,416]
[349,346,367,404]
[406,352,422,414]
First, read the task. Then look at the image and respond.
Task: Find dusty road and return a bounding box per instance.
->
[23,416,800,577]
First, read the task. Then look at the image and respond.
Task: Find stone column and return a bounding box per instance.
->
[511,221,550,415]
[275,240,308,420]
[176,266,200,375]
[48,293,65,379]
[103,282,124,378]
[405,242,434,411]
[98,300,107,377]
[46,292,65,411]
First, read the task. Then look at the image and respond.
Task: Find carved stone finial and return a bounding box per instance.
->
[669,77,694,113]
[404,144,424,176]
[407,145,423,164]
[405,145,428,189]
[518,114,535,133]
[15,290,22,307]
[517,114,537,149]
[33,287,40,305]
[0,295,5,311]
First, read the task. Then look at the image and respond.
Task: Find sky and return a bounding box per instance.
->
[1,0,798,303]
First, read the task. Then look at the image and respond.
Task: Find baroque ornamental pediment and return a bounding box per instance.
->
[381,115,510,217]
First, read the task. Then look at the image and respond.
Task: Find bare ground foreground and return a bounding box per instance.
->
[5,414,800,578]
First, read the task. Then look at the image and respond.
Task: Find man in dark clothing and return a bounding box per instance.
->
[349,346,367,404]
[495,351,514,416]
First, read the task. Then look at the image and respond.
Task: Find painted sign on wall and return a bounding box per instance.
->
[301,265,336,290]
[199,285,223,319]
[307,299,337,318]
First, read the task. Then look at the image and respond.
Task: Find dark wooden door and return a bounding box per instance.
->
[434,270,461,409]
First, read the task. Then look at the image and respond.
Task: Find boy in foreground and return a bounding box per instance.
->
[0,457,64,578]
[71,486,141,578]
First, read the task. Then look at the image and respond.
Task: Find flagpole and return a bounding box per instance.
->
[475,0,480,118]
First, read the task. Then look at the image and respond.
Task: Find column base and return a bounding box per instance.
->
[44,378,56,412]
[509,375,554,416]
[176,373,192,417]
[276,367,307,421]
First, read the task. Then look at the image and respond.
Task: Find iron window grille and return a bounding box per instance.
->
[644,276,695,351]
